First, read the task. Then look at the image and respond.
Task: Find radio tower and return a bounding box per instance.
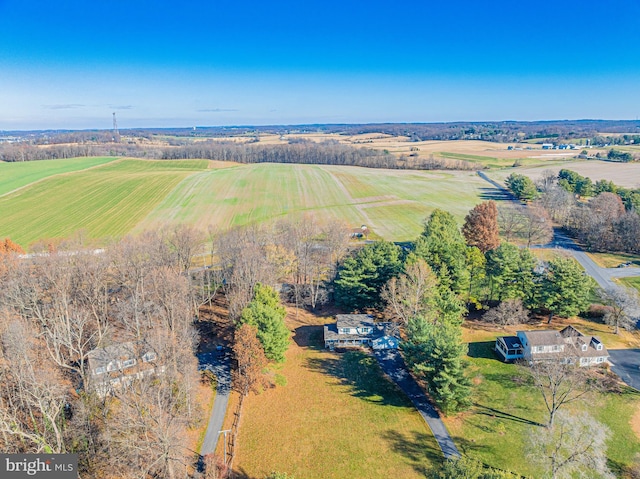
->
[112,112,120,142]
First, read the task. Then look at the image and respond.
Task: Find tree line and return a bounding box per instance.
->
[506,169,640,254]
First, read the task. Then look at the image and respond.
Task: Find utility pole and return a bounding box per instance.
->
[112,112,120,142]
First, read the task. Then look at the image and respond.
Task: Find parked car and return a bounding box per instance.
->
[618,262,633,268]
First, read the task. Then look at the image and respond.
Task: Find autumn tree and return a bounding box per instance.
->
[0,238,24,255]
[239,283,289,362]
[527,411,613,479]
[233,324,268,396]
[462,201,500,253]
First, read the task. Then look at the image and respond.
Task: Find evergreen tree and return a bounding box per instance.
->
[239,283,290,362]
[485,243,538,304]
[403,320,471,415]
[334,241,402,311]
[541,257,595,322]
[505,173,538,201]
[415,209,469,293]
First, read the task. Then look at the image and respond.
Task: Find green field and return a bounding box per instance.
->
[620,277,640,293]
[0,158,491,248]
[0,156,118,196]
[0,159,208,247]
[138,164,489,241]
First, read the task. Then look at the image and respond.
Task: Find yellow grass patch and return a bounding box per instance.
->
[231,307,441,479]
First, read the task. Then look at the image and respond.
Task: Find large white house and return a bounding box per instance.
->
[495,325,609,366]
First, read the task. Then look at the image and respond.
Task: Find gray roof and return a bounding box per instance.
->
[87,341,156,370]
[324,321,398,343]
[336,314,375,329]
[519,330,565,347]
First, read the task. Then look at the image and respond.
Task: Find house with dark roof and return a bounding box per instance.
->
[323,314,399,350]
[495,325,609,366]
[87,341,163,397]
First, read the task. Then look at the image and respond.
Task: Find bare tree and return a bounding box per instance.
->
[526,411,613,479]
[483,298,529,326]
[520,205,553,247]
[597,287,639,334]
[527,358,595,426]
[381,259,439,325]
[0,317,69,453]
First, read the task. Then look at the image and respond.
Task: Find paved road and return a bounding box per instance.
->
[374,350,460,459]
[198,352,232,456]
[608,349,640,390]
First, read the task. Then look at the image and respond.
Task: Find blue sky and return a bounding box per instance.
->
[1,0,639,130]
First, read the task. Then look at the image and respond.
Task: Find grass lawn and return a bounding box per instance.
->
[0,159,208,248]
[620,277,640,293]
[444,341,640,477]
[0,156,117,196]
[231,308,441,479]
[587,251,640,268]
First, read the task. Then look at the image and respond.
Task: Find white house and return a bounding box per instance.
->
[496,326,609,366]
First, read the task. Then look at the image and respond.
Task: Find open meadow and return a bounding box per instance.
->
[229,307,441,479]
[0,157,495,248]
[137,163,491,241]
[0,156,118,196]
[0,159,208,247]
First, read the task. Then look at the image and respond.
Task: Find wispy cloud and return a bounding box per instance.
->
[197,108,239,113]
[42,104,85,110]
[109,105,134,110]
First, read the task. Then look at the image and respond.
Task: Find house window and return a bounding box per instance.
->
[581,344,588,352]
[534,346,544,353]
[94,366,106,375]
[596,344,603,350]
[597,357,605,363]
[142,352,157,363]
[552,345,560,352]
[360,328,370,333]
[122,359,136,369]
[339,328,350,334]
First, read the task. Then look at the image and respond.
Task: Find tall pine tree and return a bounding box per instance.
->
[239,283,290,362]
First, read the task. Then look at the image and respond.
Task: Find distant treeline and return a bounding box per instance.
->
[0,141,478,170]
[4,119,640,145]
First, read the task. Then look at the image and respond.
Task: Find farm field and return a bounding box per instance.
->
[0,159,208,247]
[0,156,117,196]
[487,159,640,188]
[231,308,440,479]
[138,163,490,241]
[256,134,577,167]
[444,340,640,478]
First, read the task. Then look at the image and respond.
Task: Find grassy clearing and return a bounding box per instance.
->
[587,251,640,268]
[0,159,207,248]
[139,164,489,241]
[620,277,640,293]
[444,341,640,477]
[232,308,440,479]
[0,156,117,196]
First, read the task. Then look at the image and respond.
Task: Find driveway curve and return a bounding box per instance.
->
[374,350,460,459]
